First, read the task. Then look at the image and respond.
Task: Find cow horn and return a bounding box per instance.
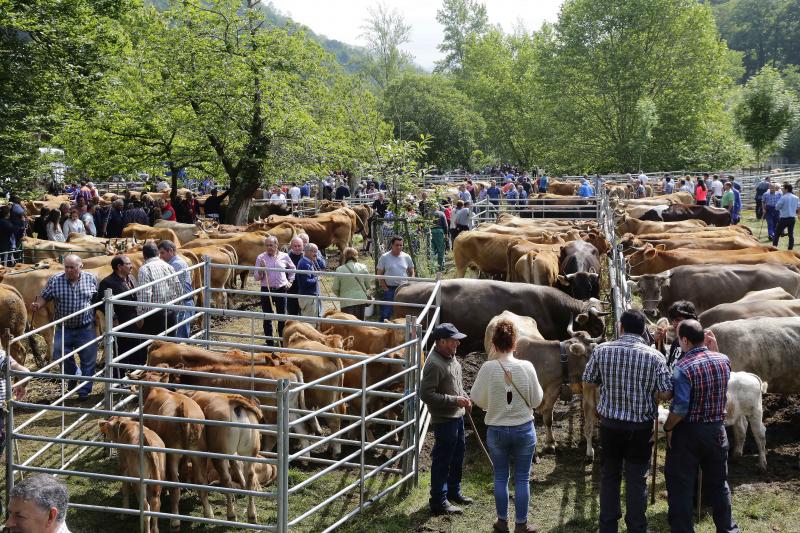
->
[628,275,643,281]
[567,315,575,336]
[566,272,578,279]
[589,306,612,317]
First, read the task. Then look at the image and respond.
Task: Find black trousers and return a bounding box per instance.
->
[665,422,739,533]
[773,217,795,249]
[598,420,653,533]
[141,311,176,364]
[286,288,300,316]
[261,286,287,342]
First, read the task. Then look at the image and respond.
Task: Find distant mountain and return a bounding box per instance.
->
[146,0,371,74]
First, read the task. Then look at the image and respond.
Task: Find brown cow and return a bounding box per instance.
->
[281,320,353,350]
[252,210,354,256]
[154,220,208,245]
[615,215,707,236]
[321,310,406,354]
[516,328,602,462]
[99,417,166,533]
[180,390,263,523]
[284,332,346,456]
[514,249,560,287]
[0,284,29,365]
[628,244,800,275]
[184,232,274,288]
[130,367,213,529]
[621,235,766,252]
[180,245,236,308]
[454,231,562,278]
[506,240,564,282]
[121,223,182,246]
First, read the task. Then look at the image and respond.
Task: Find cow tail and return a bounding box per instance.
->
[228,394,264,422]
[528,252,537,285]
[177,402,203,451]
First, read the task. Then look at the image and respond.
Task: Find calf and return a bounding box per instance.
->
[130,367,213,530]
[181,390,263,523]
[284,332,346,456]
[515,327,602,462]
[282,320,353,350]
[99,417,166,533]
[322,310,406,354]
[657,371,768,471]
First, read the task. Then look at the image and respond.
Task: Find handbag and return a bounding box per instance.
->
[497,360,532,411]
[345,263,374,317]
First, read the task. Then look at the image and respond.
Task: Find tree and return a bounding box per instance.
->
[434,0,489,73]
[383,73,485,170]
[0,0,129,193]
[734,65,799,164]
[360,3,413,90]
[362,136,431,215]
[538,0,745,172]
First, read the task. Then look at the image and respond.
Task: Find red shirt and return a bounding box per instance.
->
[695,184,707,202]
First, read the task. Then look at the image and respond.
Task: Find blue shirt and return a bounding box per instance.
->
[300,184,310,197]
[296,256,326,295]
[167,255,193,304]
[776,192,799,218]
[664,181,674,194]
[486,186,502,202]
[577,183,595,198]
[732,188,741,216]
[763,191,781,207]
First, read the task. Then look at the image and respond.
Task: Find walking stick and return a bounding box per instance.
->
[466,410,492,467]
[650,418,658,505]
[695,467,703,523]
[757,215,765,240]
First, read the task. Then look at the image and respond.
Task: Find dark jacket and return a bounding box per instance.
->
[93,273,138,325]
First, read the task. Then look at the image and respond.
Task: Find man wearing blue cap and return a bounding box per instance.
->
[420,323,473,515]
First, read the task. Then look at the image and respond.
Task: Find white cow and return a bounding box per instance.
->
[484,310,544,358]
[657,371,768,471]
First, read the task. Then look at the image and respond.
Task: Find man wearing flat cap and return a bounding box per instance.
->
[420,323,473,515]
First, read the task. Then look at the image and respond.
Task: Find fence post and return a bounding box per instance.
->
[413,322,423,488]
[103,288,114,451]
[276,378,290,533]
[359,353,367,509]
[202,255,211,347]
[5,333,15,510]
[401,315,414,485]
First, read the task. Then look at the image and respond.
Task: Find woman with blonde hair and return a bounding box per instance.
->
[332,247,370,319]
[470,319,543,533]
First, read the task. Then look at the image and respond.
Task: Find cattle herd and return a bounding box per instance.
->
[6,177,800,531]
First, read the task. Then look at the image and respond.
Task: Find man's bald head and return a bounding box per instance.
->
[63,254,83,282]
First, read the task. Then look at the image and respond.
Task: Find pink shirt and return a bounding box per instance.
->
[254,251,295,289]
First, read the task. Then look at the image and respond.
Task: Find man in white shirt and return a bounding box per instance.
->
[269,186,286,207]
[376,236,415,321]
[6,474,72,533]
[711,174,724,207]
[288,182,301,206]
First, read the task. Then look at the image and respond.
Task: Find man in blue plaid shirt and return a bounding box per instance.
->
[31,254,99,399]
[662,320,739,533]
[583,309,673,533]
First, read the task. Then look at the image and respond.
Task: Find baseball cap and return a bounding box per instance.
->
[432,323,466,341]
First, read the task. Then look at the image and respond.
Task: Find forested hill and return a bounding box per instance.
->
[146,0,370,73]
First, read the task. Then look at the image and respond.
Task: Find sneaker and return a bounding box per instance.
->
[430,501,463,515]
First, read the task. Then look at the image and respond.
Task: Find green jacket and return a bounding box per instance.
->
[333,261,370,302]
[420,348,466,423]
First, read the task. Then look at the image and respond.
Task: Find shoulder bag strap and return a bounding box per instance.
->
[346,263,370,296]
[497,360,531,410]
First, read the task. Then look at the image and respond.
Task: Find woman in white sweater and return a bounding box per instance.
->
[45,210,66,242]
[470,319,543,533]
[61,208,85,238]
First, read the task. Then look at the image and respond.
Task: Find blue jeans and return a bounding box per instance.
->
[487,421,537,524]
[765,206,779,238]
[429,417,465,508]
[380,285,397,322]
[53,323,98,397]
[175,300,195,339]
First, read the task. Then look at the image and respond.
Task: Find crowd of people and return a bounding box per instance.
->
[421,308,740,533]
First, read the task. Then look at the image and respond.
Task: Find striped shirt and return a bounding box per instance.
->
[582,334,672,423]
[0,352,8,400]
[40,272,98,328]
[137,257,183,314]
[166,255,193,304]
[671,346,730,423]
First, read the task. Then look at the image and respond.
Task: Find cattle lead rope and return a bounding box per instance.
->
[466,410,492,467]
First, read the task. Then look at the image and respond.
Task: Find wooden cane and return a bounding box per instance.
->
[695,466,703,523]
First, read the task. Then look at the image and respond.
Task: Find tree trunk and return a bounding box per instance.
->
[168,162,180,206]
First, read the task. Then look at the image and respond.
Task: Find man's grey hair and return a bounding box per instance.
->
[63,254,83,267]
[290,236,303,246]
[264,235,278,246]
[10,474,69,523]
[157,240,177,253]
[304,243,318,252]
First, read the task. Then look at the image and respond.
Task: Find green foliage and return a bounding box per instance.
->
[536,0,744,172]
[360,3,413,90]
[734,65,799,163]
[434,0,489,73]
[459,28,553,169]
[383,73,485,170]
[362,136,431,214]
[0,0,130,191]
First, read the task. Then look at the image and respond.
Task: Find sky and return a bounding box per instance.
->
[267,0,564,70]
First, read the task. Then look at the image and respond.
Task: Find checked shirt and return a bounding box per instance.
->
[137,257,183,315]
[40,271,99,328]
[671,346,730,423]
[583,333,672,423]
